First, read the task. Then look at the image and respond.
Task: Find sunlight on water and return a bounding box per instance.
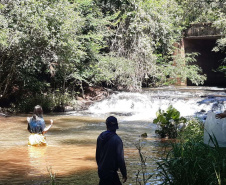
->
[0,87,225,184]
[87,87,226,121]
[0,116,100,184]
[0,115,161,185]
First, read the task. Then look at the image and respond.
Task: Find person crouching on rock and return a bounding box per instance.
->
[27,105,53,146]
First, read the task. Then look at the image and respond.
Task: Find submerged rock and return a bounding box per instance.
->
[141,133,148,138]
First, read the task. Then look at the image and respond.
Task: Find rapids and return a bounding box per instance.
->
[84,86,226,121]
[0,86,225,185]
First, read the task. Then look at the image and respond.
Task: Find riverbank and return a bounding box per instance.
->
[1,86,226,118]
[0,86,113,116]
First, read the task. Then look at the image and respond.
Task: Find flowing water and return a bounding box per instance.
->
[0,86,226,185]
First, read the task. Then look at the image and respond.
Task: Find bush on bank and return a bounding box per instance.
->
[156,117,226,185]
[14,91,74,113]
[153,105,187,139]
[2,0,223,110]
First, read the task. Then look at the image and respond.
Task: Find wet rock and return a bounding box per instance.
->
[0,107,10,117]
[141,133,148,138]
[53,106,65,112]
[64,106,74,112]
[0,113,6,117]
[109,112,133,116]
[81,86,111,101]
[71,86,113,111]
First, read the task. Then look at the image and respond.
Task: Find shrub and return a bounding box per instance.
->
[178,117,204,142]
[157,136,226,185]
[15,91,74,113]
[16,93,55,113]
[153,105,187,138]
[156,117,226,185]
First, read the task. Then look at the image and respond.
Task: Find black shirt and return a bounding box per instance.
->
[96,130,127,179]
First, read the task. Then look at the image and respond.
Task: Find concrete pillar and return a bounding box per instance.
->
[172,39,187,86]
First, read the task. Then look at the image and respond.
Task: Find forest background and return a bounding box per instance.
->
[0,0,225,112]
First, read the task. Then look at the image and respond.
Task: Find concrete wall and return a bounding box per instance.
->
[184,38,226,87]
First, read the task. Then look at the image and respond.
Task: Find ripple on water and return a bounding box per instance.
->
[1,87,225,184]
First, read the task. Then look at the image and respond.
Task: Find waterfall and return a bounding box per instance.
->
[87,86,226,121]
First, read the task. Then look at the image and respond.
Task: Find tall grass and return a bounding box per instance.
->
[156,119,226,185]
[47,166,56,185]
[134,140,154,185]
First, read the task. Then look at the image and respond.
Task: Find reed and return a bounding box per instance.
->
[157,134,226,185]
[178,117,204,142]
[134,140,154,185]
[47,166,56,185]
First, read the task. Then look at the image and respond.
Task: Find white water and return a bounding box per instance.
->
[87,86,226,121]
[1,86,225,185]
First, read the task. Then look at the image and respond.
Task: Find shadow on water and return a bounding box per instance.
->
[0,144,98,185]
[0,115,165,185]
[1,87,225,184]
[60,138,97,145]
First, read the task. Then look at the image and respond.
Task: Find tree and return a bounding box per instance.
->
[96,0,206,90]
[0,0,218,110]
[213,11,226,77]
[0,0,106,106]
[175,0,226,78]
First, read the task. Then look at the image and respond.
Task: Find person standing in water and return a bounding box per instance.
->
[27,105,53,146]
[96,116,127,185]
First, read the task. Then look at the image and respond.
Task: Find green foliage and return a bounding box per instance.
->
[96,54,143,90]
[156,118,226,185]
[153,105,187,138]
[157,135,226,185]
[96,0,207,89]
[0,0,109,107]
[95,0,131,14]
[213,12,226,77]
[103,0,185,89]
[15,91,73,113]
[0,0,224,110]
[0,0,83,98]
[178,118,204,142]
[156,52,206,86]
[51,90,74,110]
[176,0,226,78]
[16,93,55,113]
[175,0,225,25]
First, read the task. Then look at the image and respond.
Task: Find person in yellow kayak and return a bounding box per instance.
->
[27,105,53,146]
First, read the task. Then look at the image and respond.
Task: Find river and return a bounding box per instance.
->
[0,86,225,185]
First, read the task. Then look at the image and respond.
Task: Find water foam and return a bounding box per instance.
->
[87,87,226,121]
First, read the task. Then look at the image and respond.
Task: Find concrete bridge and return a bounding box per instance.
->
[175,23,225,87]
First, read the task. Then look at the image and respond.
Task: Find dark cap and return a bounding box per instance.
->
[106,116,119,130]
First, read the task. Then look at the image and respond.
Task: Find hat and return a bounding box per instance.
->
[106,116,119,130]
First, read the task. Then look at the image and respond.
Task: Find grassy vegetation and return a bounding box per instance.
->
[134,140,154,185]
[156,117,226,185]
